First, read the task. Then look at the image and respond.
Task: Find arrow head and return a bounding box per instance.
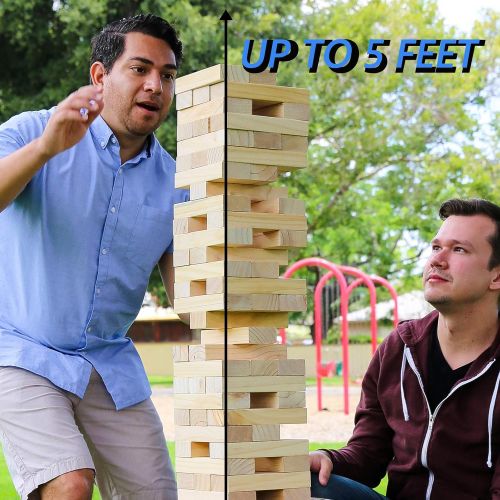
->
[219,10,232,21]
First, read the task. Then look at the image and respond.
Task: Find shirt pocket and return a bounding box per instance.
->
[125,204,172,273]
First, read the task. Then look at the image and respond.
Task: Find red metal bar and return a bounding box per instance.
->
[280,258,350,414]
[340,266,378,355]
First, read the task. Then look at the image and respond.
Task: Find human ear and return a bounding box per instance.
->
[490,266,500,292]
[90,62,106,89]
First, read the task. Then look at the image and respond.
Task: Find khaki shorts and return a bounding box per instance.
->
[0,366,177,500]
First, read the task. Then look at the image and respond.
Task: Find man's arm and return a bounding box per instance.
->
[0,85,103,213]
[310,340,394,488]
[158,252,190,325]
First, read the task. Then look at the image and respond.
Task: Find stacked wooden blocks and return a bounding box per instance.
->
[173,64,311,500]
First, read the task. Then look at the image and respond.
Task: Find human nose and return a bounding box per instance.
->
[144,72,162,94]
[429,248,448,269]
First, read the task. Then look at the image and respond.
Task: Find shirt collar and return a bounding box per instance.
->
[90,115,156,164]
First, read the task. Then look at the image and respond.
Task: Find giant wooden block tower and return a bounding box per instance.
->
[172,64,311,499]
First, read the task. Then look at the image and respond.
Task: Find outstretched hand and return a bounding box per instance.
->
[38,85,104,159]
[310,450,333,486]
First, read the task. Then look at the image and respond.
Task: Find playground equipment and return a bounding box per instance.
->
[281,259,399,414]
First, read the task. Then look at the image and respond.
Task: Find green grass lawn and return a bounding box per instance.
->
[0,442,387,499]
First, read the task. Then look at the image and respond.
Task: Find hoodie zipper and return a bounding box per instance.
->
[405,348,495,500]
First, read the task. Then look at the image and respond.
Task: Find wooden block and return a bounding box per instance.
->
[279,392,306,409]
[228,82,309,105]
[226,277,306,295]
[228,471,310,492]
[175,425,224,442]
[253,230,307,249]
[173,345,189,362]
[228,97,252,114]
[228,493,256,500]
[281,135,309,152]
[252,425,280,442]
[173,377,189,393]
[227,212,307,232]
[253,131,282,150]
[177,130,224,156]
[207,409,224,426]
[177,98,224,124]
[228,146,307,170]
[177,472,211,491]
[175,64,224,94]
[228,458,255,475]
[227,408,307,425]
[174,408,190,426]
[186,247,288,266]
[252,198,305,216]
[227,376,305,393]
[252,262,280,278]
[177,121,193,141]
[193,85,210,105]
[210,81,224,100]
[174,280,206,299]
[228,129,255,147]
[209,442,224,459]
[189,377,206,394]
[174,216,206,235]
[189,182,288,202]
[283,103,310,121]
[175,441,194,457]
[174,227,253,250]
[192,442,210,457]
[176,457,224,475]
[283,455,310,473]
[201,327,277,345]
[174,360,224,377]
[228,425,253,442]
[192,118,209,137]
[227,65,250,83]
[228,393,251,409]
[278,359,306,376]
[206,376,223,393]
[188,344,286,361]
[175,293,305,313]
[176,90,193,110]
[210,474,224,492]
[190,409,208,426]
[179,491,224,500]
[228,113,308,136]
[175,162,279,189]
[173,248,190,267]
[249,71,277,85]
[190,311,289,329]
[174,393,223,410]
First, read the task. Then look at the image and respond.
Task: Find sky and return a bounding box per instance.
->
[438,0,498,32]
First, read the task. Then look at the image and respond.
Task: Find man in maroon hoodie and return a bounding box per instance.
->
[310,198,500,500]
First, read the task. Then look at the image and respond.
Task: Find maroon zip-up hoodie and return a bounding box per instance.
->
[326,310,500,499]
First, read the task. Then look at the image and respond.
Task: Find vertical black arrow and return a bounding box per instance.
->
[219,9,232,499]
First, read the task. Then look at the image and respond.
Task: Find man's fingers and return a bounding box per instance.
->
[318,454,333,486]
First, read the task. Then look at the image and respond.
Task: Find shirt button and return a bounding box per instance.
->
[110,206,116,213]
[96,287,101,295]
[117,168,122,175]
[100,141,106,148]
[87,326,92,333]
[111,137,117,144]
[102,248,108,255]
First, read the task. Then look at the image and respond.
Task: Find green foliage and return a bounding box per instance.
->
[1,1,498,307]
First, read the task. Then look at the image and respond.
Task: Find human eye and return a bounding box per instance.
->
[162,72,176,81]
[431,244,440,252]
[454,246,466,253]
[131,66,146,74]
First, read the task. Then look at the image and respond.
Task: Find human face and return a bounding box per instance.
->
[99,32,177,141]
[423,214,500,310]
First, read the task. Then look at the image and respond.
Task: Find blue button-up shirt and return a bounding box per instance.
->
[0,110,187,410]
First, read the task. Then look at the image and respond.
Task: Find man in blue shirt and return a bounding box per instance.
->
[0,14,187,500]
